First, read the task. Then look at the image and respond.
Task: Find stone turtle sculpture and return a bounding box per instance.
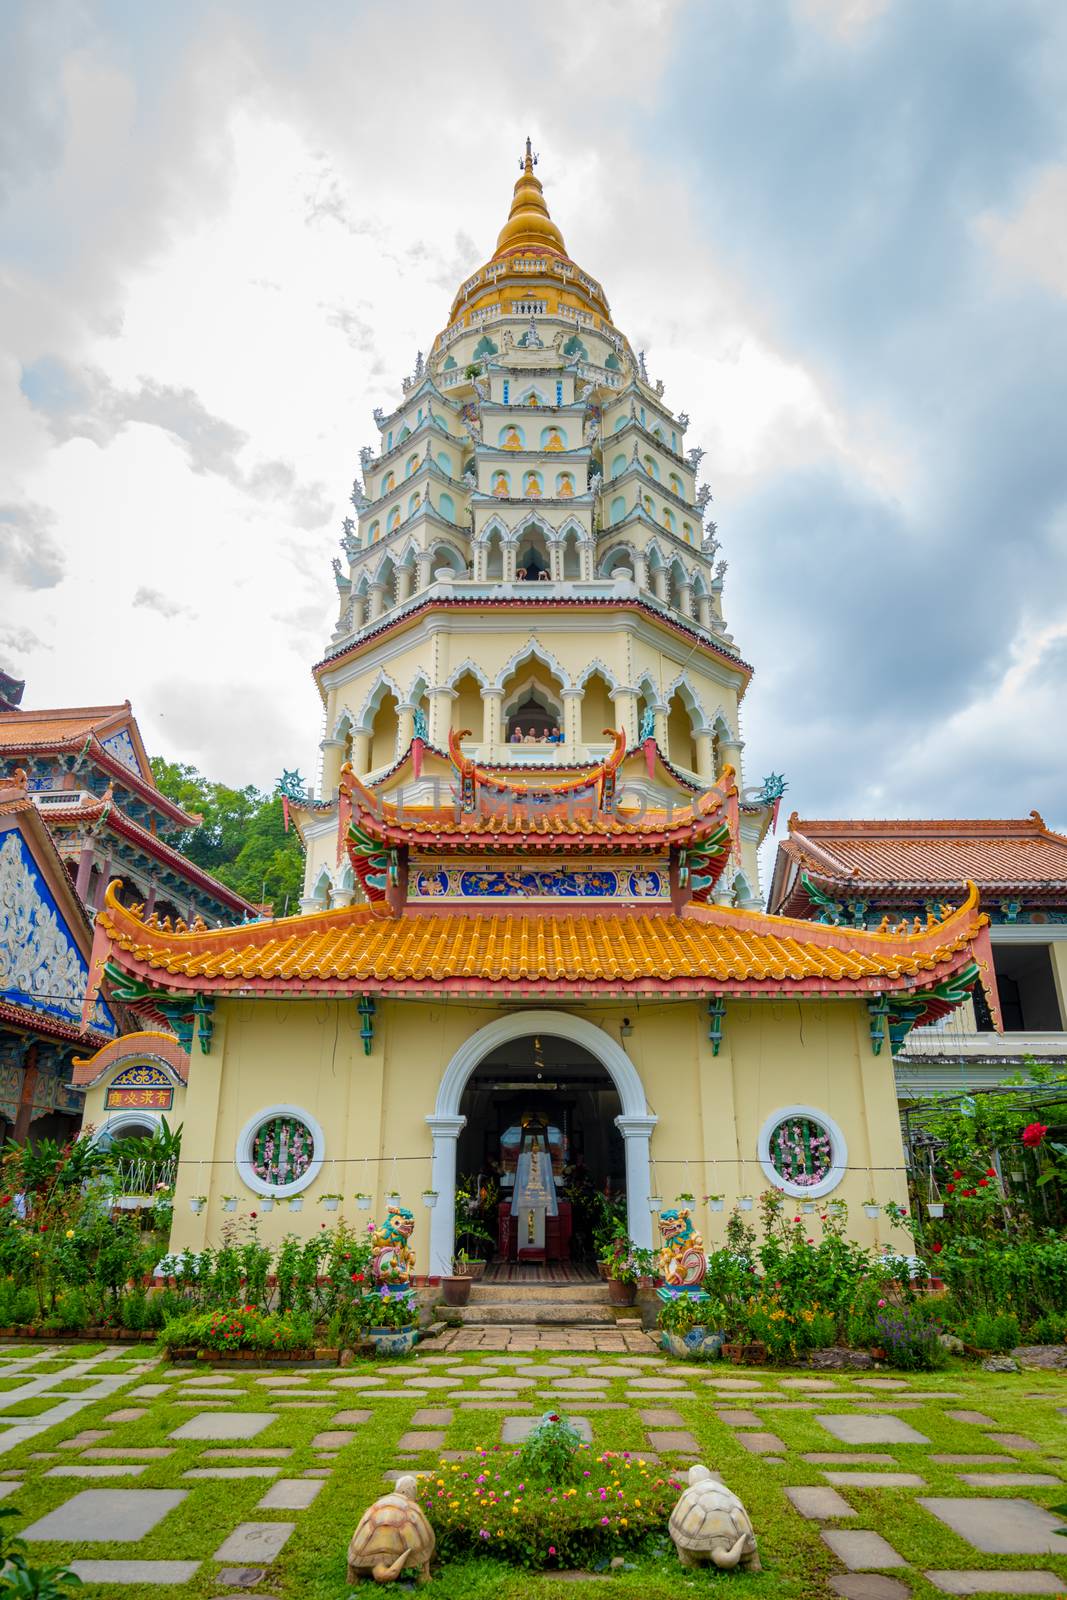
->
[668,1464,761,1572]
[347,1474,435,1584]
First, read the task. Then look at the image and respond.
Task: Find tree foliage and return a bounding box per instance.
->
[149,758,305,917]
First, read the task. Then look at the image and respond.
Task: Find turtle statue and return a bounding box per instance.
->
[346,1474,435,1584]
[668,1464,761,1572]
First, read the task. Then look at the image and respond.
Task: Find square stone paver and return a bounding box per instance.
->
[786,1486,857,1519]
[824,1471,925,1488]
[829,1580,911,1600]
[737,1432,786,1455]
[170,1412,275,1441]
[929,1455,1011,1466]
[411,1408,452,1426]
[128,1384,170,1398]
[45,1464,148,1478]
[200,1448,292,1460]
[946,1410,996,1426]
[781,1378,838,1390]
[924,1573,1065,1595]
[257,1478,324,1510]
[105,1408,146,1423]
[817,1414,930,1445]
[956,1473,1060,1488]
[68,1561,200,1584]
[804,1453,896,1465]
[639,1408,685,1427]
[214,1522,296,1562]
[501,1416,592,1443]
[821,1529,906,1569]
[182,1467,280,1479]
[985,1433,1040,1452]
[646,1430,700,1453]
[24,1488,187,1543]
[329,1409,372,1426]
[312,1430,356,1449]
[716,1408,762,1427]
[919,1498,1066,1554]
[397,1431,446,1452]
[83,1449,174,1460]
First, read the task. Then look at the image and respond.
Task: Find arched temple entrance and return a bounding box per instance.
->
[426,1011,656,1278]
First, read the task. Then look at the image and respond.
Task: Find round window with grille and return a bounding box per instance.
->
[757,1107,847,1199]
[236,1105,325,1198]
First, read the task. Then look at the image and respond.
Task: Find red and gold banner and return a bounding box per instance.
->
[105,1087,173,1110]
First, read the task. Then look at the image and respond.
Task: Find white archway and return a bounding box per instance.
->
[426,1010,657,1276]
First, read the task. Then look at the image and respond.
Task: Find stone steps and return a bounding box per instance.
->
[468,1283,608,1305]
[450,1302,616,1326]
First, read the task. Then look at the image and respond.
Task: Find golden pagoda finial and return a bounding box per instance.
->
[494,137,566,259]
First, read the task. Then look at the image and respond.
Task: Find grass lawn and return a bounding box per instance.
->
[0,1344,1061,1599]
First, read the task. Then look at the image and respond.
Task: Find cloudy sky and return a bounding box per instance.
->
[3,0,1066,857]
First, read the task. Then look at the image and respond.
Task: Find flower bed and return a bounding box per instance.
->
[156,1306,314,1357]
[420,1443,682,1569]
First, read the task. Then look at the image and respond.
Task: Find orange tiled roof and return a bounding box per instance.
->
[88,879,994,1008]
[772,813,1067,917]
[0,705,130,746]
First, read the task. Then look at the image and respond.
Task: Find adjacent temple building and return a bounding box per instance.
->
[81,148,1002,1277]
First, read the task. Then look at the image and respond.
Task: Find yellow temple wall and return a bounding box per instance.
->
[167,995,910,1268]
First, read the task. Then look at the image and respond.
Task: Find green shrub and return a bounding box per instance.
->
[157,1306,313,1355]
[515,1413,585,1485]
[959,1311,1021,1352]
[1030,1312,1067,1344]
[940,1238,1067,1328]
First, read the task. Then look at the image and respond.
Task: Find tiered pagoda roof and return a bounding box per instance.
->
[770,813,1067,919]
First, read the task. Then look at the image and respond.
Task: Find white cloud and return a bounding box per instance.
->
[976,164,1067,300]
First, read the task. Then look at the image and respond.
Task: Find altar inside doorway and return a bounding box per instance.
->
[456,1033,625,1266]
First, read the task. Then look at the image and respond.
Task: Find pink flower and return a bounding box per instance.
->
[548,1546,556,1556]
[877,1298,886,1308]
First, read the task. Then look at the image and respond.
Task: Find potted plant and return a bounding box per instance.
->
[604,1237,641,1306]
[440,1261,473,1307]
[189,1195,207,1215]
[452,1248,487,1280]
[927,1201,945,1219]
[863,1199,880,1219]
[738,1195,754,1212]
[221,1195,238,1213]
[676,1192,696,1207]
[259,1195,275,1213]
[355,1192,372,1210]
[801,1201,816,1214]
[319,1193,343,1212]
[288,1195,305,1213]
[659,1295,726,1361]
[364,1288,419,1356]
[422,1189,438,1210]
[386,1190,402,1205]
[647,1194,663,1213]
[704,1193,725,1212]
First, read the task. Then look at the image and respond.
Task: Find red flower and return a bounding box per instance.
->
[547,1413,560,1423]
[985,1168,996,1177]
[793,1216,801,1223]
[929,1241,943,1254]
[0,1196,9,1207]
[978,1178,988,1187]
[249,1211,257,1219]
[945,1183,955,1193]
[952,1169,963,1179]
[1021,1122,1048,1149]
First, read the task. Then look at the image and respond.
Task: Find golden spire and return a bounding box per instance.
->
[493,136,567,258]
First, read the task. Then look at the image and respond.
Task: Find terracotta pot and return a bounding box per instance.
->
[597,1261,611,1280]
[441,1276,472,1307]
[608,1278,636,1306]
[722,1341,767,1366]
[465,1260,487,1280]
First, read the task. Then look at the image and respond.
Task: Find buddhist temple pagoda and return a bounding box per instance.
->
[80,147,1002,1275]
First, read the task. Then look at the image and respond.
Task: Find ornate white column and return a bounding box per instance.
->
[579,539,595,581]
[396,703,415,751]
[696,594,712,628]
[610,686,639,748]
[695,729,715,781]
[718,736,744,780]
[319,736,346,797]
[396,566,414,603]
[549,541,563,582]
[427,686,456,747]
[368,581,387,620]
[615,1114,658,1250]
[562,688,583,748]
[503,541,518,583]
[633,549,649,592]
[652,568,669,602]
[416,550,433,590]
[351,731,371,775]
[426,1113,467,1278]
[677,579,694,618]
[482,687,504,747]
[652,702,668,747]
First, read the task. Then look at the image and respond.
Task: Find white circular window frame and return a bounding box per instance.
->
[757,1105,848,1200]
[90,1109,166,1146]
[236,1105,325,1198]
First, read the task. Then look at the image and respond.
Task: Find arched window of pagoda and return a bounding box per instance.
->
[666,692,698,773]
[439,492,455,521]
[369,691,400,772]
[611,454,626,478]
[451,672,483,740]
[516,525,550,580]
[580,672,614,745]
[502,660,564,742]
[405,454,419,479]
[609,495,625,525]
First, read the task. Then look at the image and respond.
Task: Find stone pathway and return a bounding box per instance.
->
[0,1342,1060,1593]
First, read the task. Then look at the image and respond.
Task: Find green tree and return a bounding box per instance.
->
[149,759,305,917]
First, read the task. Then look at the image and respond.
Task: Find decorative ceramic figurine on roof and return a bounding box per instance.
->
[668,1465,760,1572]
[657,1208,707,1289]
[370,1205,417,1286]
[347,1473,435,1584]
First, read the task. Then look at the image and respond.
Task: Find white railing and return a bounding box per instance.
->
[470,305,502,324]
[511,300,546,316]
